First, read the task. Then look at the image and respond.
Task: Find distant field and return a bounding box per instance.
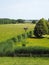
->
[0,24,35,42]
[0,57,49,65]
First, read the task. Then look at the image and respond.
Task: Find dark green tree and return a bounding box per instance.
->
[34,18,48,38]
[17,19,24,23]
[32,20,36,24]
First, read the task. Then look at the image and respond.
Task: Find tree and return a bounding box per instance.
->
[34,18,48,38]
[47,24,49,34]
[17,19,24,23]
[32,20,36,24]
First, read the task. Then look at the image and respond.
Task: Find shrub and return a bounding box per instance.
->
[34,18,48,38]
[26,32,29,37]
[11,37,18,43]
[21,33,27,39]
[14,46,49,57]
[0,40,14,56]
[17,35,22,42]
[28,31,33,37]
[22,44,26,47]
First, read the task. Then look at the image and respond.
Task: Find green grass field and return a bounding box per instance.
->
[0,24,49,65]
[16,37,49,48]
[0,24,49,50]
[26,37,49,47]
[0,57,49,65]
[0,24,35,42]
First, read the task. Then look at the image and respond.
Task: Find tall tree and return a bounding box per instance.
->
[34,18,48,37]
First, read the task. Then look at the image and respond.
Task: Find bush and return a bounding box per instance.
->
[17,35,22,42]
[21,33,27,39]
[28,31,33,37]
[22,44,26,47]
[14,46,49,57]
[0,40,14,56]
[26,32,30,38]
[11,37,18,43]
[0,43,49,57]
[34,18,48,38]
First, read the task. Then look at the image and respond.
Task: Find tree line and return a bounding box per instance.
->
[0,18,25,24]
[0,18,39,24]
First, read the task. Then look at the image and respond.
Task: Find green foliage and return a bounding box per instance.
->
[0,18,17,24]
[21,33,27,39]
[22,44,26,47]
[0,40,14,56]
[28,31,33,37]
[17,35,22,42]
[0,18,25,24]
[26,32,29,37]
[34,18,48,37]
[17,19,24,23]
[32,20,36,24]
[15,46,49,57]
[11,37,18,43]
[47,23,49,34]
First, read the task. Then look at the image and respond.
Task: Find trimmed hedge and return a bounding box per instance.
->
[0,43,49,57]
[14,46,49,57]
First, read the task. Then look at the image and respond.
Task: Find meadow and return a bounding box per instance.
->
[16,37,49,48]
[0,23,35,42]
[0,23,49,48]
[0,23,49,65]
[0,57,49,65]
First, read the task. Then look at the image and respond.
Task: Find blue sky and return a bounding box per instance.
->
[0,0,49,19]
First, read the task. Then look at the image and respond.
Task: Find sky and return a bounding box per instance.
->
[0,0,49,20]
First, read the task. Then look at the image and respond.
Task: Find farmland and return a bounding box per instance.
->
[0,23,49,48]
[0,23,49,65]
[0,24,35,42]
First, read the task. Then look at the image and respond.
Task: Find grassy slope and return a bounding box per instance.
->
[0,24,35,42]
[0,57,49,65]
[16,37,49,48]
[26,37,49,47]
